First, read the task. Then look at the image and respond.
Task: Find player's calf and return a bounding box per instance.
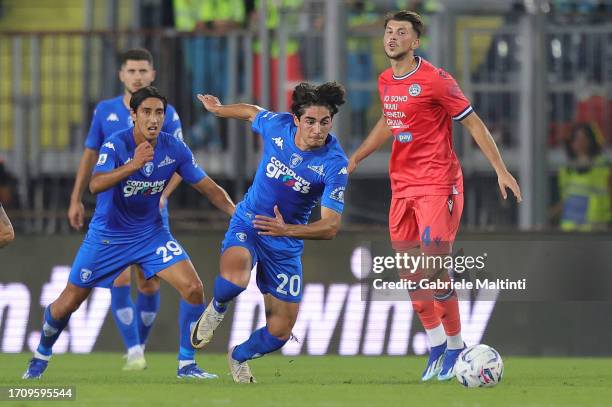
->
[191,275,245,349]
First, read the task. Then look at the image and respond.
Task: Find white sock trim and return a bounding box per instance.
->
[127,345,143,358]
[425,324,447,348]
[178,359,195,369]
[34,351,51,361]
[447,333,464,350]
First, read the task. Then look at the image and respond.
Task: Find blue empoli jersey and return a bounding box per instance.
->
[89,129,206,243]
[85,95,183,150]
[236,110,349,251]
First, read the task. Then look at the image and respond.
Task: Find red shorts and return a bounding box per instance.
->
[389,194,464,254]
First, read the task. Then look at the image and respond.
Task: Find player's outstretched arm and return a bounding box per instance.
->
[348,114,393,174]
[89,141,154,194]
[253,206,341,240]
[0,204,15,248]
[191,177,236,216]
[68,148,99,230]
[197,94,263,122]
[460,112,522,202]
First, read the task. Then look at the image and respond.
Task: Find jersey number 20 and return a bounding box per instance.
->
[276,273,301,297]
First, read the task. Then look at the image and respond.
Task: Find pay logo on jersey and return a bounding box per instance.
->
[265,156,311,194]
[123,180,166,197]
[397,132,413,143]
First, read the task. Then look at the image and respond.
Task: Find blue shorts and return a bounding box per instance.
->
[221,215,303,303]
[69,228,190,288]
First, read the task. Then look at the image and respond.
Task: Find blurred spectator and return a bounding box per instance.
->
[251,0,304,111]
[174,0,246,148]
[552,123,611,231]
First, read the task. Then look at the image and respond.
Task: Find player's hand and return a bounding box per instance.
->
[253,205,288,236]
[132,141,154,170]
[197,94,222,114]
[68,200,85,230]
[347,155,359,174]
[497,170,522,202]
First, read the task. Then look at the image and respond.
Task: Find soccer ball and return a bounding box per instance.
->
[455,344,504,388]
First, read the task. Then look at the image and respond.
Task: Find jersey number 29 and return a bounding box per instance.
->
[156,241,184,263]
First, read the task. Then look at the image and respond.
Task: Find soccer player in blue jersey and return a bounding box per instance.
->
[24,86,235,380]
[190,82,349,383]
[67,48,184,370]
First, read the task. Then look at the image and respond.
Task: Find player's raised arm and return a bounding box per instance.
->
[253,205,341,240]
[89,141,154,194]
[460,112,522,202]
[0,204,15,248]
[191,177,236,216]
[197,94,263,122]
[347,114,393,173]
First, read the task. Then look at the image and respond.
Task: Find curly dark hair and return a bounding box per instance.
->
[290,82,346,119]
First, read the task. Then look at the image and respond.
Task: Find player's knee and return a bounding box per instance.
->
[113,269,131,286]
[181,279,204,304]
[219,268,250,288]
[267,322,292,341]
[138,276,160,295]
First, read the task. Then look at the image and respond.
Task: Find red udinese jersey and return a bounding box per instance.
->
[378,57,473,197]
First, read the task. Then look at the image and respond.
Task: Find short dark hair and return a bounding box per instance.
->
[291,82,346,118]
[384,10,424,38]
[129,86,167,112]
[120,48,154,67]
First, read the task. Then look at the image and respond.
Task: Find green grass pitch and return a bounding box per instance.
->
[1,353,610,406]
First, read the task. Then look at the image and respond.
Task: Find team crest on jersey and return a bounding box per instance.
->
[97,153,108,165]
[142,162,154,177]
[290,153,303,168]
[408,84,421,97]
[80,268,92,282]
[236,232,247,242]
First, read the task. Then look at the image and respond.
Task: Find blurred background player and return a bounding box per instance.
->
[190,82,349,383]
[23,86,235,380]
[67,48,184,370]
[348,11,521,381]
[0,202,14,248]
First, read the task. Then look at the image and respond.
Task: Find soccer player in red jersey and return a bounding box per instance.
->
[348,11,522,381]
